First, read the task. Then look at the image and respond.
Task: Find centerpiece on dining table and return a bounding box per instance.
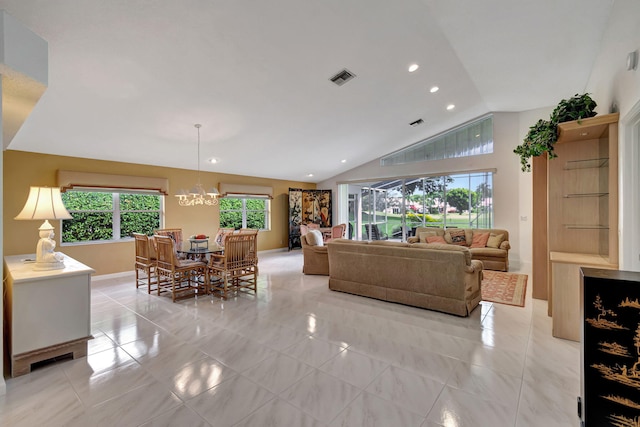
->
[189,234,209,250]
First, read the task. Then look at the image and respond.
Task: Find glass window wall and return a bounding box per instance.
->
[342,172,492,241]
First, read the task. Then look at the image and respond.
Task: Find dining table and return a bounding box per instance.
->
[177,240,224,262]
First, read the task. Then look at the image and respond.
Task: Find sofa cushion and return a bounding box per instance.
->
[487,233,505,249]
[369,240,410,248]
[414,227,445,237]
[418,231,437,242]
[330,238,366,245]
[469,247,506,258]
[444,229,467,246]
[470,232,490,248]
[307,229,324,246]
[413,242,472,265]
[309,245,328,254]
[464,229,473,244]
[426,235,447,244]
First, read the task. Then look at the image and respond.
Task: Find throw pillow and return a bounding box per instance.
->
[426,235,447,244]
[470,232,490,248]
[306,229,324,246]
[418,231,437,243]
[445,228,467,246]
[464,229,473,245]
[486,233,505,249]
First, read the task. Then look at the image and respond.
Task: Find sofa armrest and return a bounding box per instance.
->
[500,240,511,250]
[465,259,484,274]
[407,236,419,244]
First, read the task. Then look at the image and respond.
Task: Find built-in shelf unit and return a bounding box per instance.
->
[532,113,619,341]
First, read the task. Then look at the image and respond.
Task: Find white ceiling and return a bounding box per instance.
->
[1,0,614,182]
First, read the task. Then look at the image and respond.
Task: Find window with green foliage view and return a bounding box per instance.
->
[219,197,269,230]
[61,191,162,243]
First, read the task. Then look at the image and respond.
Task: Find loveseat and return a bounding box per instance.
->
[408,227,510,271]
[327,239,483,316]
[300,232,329,275]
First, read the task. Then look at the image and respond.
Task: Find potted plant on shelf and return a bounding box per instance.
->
[514,93,598,172]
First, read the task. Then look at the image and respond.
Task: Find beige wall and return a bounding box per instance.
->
[318,112,529,270]
[585,0,640,271]
[3,150,315,275]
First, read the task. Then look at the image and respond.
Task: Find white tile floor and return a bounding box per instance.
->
[0,251,580,426]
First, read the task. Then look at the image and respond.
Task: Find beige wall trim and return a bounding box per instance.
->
[219,182,273,199]
[57,170,169,195]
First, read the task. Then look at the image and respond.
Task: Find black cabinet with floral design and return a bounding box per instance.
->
[580,267,640,426]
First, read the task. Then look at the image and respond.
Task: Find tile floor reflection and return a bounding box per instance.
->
[0,251,579,426]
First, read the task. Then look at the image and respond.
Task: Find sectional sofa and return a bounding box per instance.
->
[409,227,510,271]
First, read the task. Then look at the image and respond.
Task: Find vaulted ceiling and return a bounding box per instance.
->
[1,0,614,182]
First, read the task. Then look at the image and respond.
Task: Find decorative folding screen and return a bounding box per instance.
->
[288,188,332,250]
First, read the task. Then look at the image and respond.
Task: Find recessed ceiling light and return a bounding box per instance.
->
[408,64,419,72]
[209,158,218,164]
[341,159,347,163]
[475,134,480,138]
[307,173,314,177]
[430,86,439,93]
[446,104,455,110]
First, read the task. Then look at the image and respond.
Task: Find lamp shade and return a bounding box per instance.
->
[14,186,73,220]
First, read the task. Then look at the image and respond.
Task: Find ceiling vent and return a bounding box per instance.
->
[329,68,356,86]
[409,119,424,127]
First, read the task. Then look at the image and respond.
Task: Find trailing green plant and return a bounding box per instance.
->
[514,93,597,172]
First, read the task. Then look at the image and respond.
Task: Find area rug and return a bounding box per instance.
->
[481,271,528,307]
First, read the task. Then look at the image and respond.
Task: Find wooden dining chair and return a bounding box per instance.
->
[155,228,185,256]
[207,232,258,299]
[133,233,157,294]
[324,223,346,243]
[238,229,258,262]
[154,235,207,302]
[213,227,235,247]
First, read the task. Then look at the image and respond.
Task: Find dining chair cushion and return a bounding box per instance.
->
[175,259,206,269]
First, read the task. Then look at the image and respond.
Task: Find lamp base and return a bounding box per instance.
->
[33,260,66,270]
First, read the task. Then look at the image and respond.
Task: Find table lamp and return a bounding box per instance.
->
[14,186,73,270]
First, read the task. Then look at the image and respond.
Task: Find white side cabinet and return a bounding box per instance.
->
[4,254,94,377]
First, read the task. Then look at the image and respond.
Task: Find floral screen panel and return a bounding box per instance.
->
[288,188,332,250]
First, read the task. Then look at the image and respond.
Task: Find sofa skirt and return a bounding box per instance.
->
[328,278,480,317]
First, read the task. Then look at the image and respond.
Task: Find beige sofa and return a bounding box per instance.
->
[327,239,483,316]
[300,233,329,275]
[409,227,510,271]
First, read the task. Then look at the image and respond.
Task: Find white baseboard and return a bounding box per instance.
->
[92,271,134,282]
[91,248,288,281]
[258,247,289,255]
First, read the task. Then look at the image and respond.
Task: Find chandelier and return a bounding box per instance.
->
[175,124,219,206]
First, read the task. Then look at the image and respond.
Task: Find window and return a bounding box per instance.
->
[219,197,270,230]
[381,115,493,166]
[61,191,162,243]
[343,171,493,241]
